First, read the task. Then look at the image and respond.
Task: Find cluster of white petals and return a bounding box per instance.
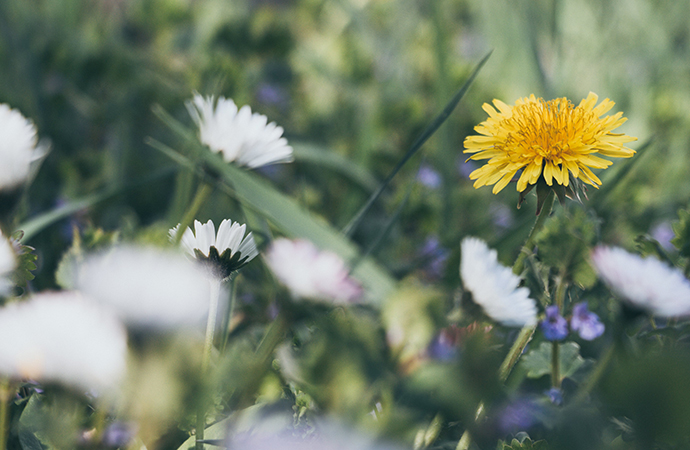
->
[75,246,212,329]
[591,246,690,317]
[187,94,293,169]
[0,292,127,393]
[0,104,44,191]
[460,237,537,327]
[265,238,362,303]
[172,219,258,264]
[0,231,16,295]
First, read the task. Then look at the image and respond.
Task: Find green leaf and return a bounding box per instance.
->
[499,437,549,449]
[672,206,690,259]
[175,417,230,450]
[520,342,586,381]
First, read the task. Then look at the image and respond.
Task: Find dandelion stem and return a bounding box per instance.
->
[513,189,555,276]
[196,278,221,450]
[551,341,561,388]
[175,182,212,245]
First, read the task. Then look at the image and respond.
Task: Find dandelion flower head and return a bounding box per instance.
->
[187,93,293,169]
[460,237,537,327]
[464,92,636,194]
[591,246,690,317]
[170,219,258,278]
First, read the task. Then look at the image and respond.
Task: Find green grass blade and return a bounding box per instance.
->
[292,143,379,192]
[341,50,493,237]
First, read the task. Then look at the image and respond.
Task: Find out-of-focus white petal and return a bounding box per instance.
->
[0,231,16,295]
[0,292,127,393]
[591,246,690,317]
[265,238,362,303]
[75,246,212,329]
[0,104,42,191]
[186,93,293,169]
[460,237,537,327]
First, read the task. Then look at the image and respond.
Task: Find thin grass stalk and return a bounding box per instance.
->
[174,183,212,245]
[0,379,9,450]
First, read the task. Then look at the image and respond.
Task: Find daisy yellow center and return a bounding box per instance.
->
[463,92,637,194]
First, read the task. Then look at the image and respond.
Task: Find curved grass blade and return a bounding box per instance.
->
[341,50,493,237]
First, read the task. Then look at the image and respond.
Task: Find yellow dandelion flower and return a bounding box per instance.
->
[463,92,637,198]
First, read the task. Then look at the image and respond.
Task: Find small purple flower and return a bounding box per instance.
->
[102,422,137,448]
[570,302,605,340]
[498,397,541,433]
[418,237,449,280]
[540,306,568,341]
[417,164,442,189]
[545,387,563,406]
[427,327,458,361]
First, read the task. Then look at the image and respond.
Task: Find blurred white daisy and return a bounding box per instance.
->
[75,246,212,330]
[265,238,362,303]
[0,104,46,191]
[0,231,16,295]
[227,418,403,450]
[591,246,690,317]
[0,292,127,393]
[187,94,293,168]
[169,219,258,279]
[460,237,537,327]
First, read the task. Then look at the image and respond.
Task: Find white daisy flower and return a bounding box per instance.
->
[75,246,212,330]
[0,104,46,191]
[265,238,362,303]
[169,219,258,279]
[187,94,293,168]
[591,246,690,317]
[460,237,537,327]
[0,292,127,393]
[0,231,16,295]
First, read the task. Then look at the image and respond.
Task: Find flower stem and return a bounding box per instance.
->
[0,379,10,450]
[220,274,237,354]
[174,182,213,245]
[574,342,615,402]
[512,189,555,275]
[551,341,561,388]
[196,278,221,450]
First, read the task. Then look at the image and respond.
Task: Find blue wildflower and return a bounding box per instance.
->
[545,387,563,406]
[417,164,442,189]
[540,306,568,341]
[570,302,605,340]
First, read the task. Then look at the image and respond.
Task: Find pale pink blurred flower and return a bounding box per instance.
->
[591,246,690,317]
[265,238,362,303]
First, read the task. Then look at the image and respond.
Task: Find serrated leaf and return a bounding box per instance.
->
[520,342,586,380]
[672,207,690,259]
[500,437,549,449]
[12,241,38,291]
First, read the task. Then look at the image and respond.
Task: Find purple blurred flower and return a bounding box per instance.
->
[489,203,514,230]
[570,302,604,340]
[650,221,674,251]
[545,387,563,406]
[102,422,137,448]
[498,397,541,433]
[417,164,442,189]
[540,306,568,341]
[256,83,289,106]
[427,327,458,361]
[418,236,449,280]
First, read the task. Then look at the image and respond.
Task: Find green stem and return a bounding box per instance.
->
[551,341,561,388]
[174,182,212,244]
[498,325,537,382]
[513,190,555,275]
[0,379,10,450]
[196,278,221,450]
[221,274,238,354]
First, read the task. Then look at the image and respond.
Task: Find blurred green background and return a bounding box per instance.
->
[1,0,688,289]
